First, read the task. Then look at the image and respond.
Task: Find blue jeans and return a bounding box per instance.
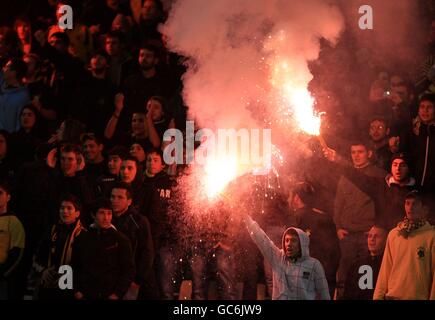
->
[190,248,237,300]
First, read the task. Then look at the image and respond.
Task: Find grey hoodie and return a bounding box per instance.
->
[245,215,330,300]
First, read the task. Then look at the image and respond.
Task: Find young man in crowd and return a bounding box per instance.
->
[71,198,134,300]
[0,181,25,299]
[342,225,387,300]
[140,148,179,299]
[368,116,393,171]
[96,145,128,197]
[110,182,157,300]
[46,144,95,226]
[374,191,435,300]
[81,133,106,186]
[119,155,144,205]
[288,181,341,298]
[324,147,417,231]
[398,94,435,193]
[34,193,86,300]
[243,212,330,300]
[118,44,172,132]
[329,140,386,299]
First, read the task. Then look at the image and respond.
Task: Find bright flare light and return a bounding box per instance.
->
[285,86,321,136]
[268,38,322,137]
[203,155,239,199]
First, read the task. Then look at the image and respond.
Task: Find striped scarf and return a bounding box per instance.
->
[48,220,85,268]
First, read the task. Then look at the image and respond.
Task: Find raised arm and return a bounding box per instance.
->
[244,214,282,268]
[104,93,124,140]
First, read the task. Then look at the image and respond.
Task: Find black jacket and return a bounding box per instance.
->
[47,169,95,226]
[294,207,341,283]
[71,225,134,299]
[401,122,435,193]
[342,253,382,300]
[112,207,154,286]
[140,171,177,249]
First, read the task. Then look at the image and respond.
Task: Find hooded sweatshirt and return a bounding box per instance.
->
[245,215,330,300]
[373,221,435,300]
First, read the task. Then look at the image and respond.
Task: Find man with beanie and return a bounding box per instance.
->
[71,198,134,300]
[289,181,340,298]
[374,191,435,300]
[243,212,330,300]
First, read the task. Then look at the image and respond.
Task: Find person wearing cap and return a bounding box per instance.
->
[71,198,135,300]
[324,149,417,231]
[243,212,330,300]
[380,153,417,229]
[288,182,341,298]
[374,191,435,300]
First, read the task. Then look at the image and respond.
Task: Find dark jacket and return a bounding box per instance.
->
[112,207,154,286]
[71,224,135,299]
[47,169,95,226]
[140,171,176,249]
[342,253,382,300]
[294,207,340,291]
[95,173,119,198]
[338,166,417,231]
[401,120,435,192]
[35,220,85,271]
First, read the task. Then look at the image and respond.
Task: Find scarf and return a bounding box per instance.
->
[397,218,427,238]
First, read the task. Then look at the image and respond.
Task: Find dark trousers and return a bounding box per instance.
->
[190,248,237,300]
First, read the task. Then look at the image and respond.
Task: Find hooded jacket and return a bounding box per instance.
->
[245,215,330,300]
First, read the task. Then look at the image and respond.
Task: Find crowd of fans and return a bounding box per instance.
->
[0,0,434,300]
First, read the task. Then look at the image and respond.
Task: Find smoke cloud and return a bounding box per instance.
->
[161,0,345,133]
